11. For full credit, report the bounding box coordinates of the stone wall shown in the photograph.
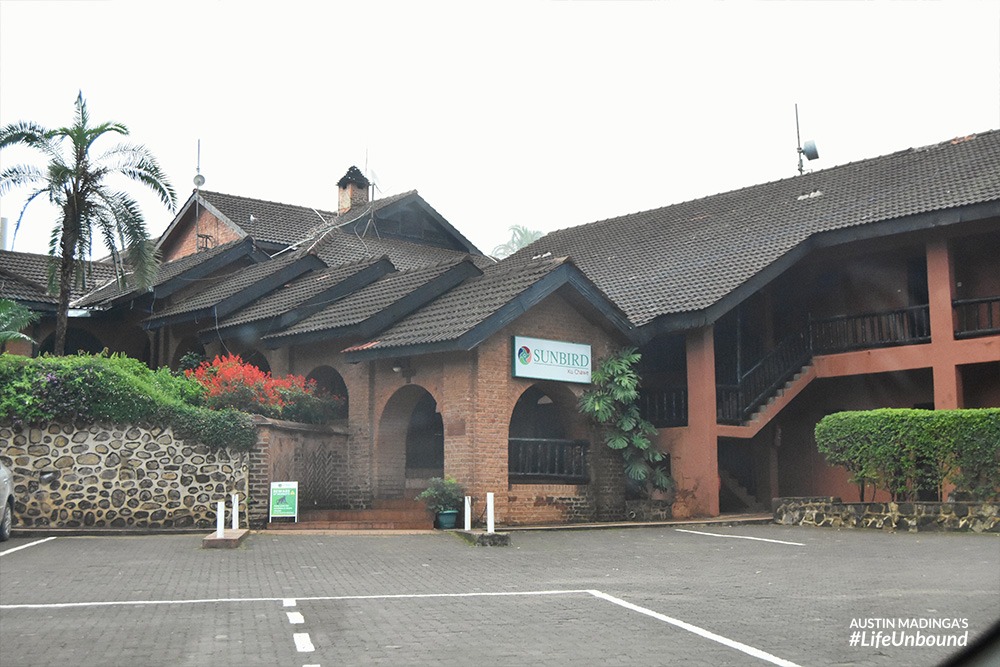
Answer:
[0,423,247,529]
[773,496,1000,533]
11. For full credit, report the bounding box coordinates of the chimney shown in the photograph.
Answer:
[0,217,8,251]
[337,166,371,215]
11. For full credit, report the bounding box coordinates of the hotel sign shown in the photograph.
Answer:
[512,336,592,384]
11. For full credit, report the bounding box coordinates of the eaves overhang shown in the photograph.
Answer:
[198,256,397,345]
[342,263,636,362]
[261,260,482,350]
[143,253,325,331]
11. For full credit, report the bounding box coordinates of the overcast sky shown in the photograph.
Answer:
[1,1,998,259]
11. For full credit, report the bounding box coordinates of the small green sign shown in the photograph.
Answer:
[269,481,298,521]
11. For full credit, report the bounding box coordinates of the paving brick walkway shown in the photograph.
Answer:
[1,524,997,666]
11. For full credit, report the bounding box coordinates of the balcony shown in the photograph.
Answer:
[954,296,1000,339]
[640,298,999,428]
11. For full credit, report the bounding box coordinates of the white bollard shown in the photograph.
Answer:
[216,500,225,538]
[231,493,239,530]
[486,492,495,534]
[464,496,472,531]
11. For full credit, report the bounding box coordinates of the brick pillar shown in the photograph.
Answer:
[669,325,720,517]
[927,239,964,409]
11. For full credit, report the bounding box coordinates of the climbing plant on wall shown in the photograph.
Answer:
[579,347,673,494]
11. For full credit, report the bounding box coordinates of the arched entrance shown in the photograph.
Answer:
[377,385,443,499]
[306,365,349,419]
[508,383,589,483]
[171,337,205,371]
[39,327,104,355]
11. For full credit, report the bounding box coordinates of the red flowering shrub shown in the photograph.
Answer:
[186,354,343,424]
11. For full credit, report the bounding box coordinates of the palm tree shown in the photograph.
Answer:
[0,298,38,353]
[0,92,176,355]
[491,224,544,259]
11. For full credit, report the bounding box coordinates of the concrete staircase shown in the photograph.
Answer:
[267,498,433,531]
[717,364,816,439]
[719,469,764,512]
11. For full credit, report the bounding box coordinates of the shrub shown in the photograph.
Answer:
[186,354,343,424]
[815,408,1000,502]
[416,477,465,513]
[0,352,254,451]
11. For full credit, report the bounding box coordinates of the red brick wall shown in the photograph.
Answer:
[246,417,351,527]
[463,290,626,525]
[162,208,242,262]
[276,291,628,526]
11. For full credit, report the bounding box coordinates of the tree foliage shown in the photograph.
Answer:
[579,347,673,493]
[0,92,176,355]
[0,298,38,351]
[815,408,1000,502]
[491,225,544,259]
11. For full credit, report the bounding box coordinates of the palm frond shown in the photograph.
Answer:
[0,164,45,195]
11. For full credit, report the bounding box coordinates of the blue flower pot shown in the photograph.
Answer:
[436,510,459,529]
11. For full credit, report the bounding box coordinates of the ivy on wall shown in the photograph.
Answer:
[579,347,673,494]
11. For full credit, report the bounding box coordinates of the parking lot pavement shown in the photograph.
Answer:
[1,525,997,666]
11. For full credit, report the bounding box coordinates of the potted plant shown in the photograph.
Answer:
[416,476,465,529]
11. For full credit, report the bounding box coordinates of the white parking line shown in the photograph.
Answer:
[1,588,801,666]
[589,590,801,667]
[0,536,58,557]
[287,611,305,624]
[283,598,297,607]
[293,632,315,652]
[675,529,805,546]
[0,589,592,610]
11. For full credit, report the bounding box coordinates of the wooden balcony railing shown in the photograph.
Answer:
[810,305,931,354]
[508,438,589,483]
[954,296,1000,339]
[637,387,688,428]
[641,298,998,428]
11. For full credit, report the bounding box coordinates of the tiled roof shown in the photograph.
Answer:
[208,257,390,333]
[0,250,117,306]
[74,238,254,307]
[199,189,413,246]
[263,260,472,342]
[145,251,319,322]
[507,130,1000,327]
[342,257,569,352]
[311,228,490,271]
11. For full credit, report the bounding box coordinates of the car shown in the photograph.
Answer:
[0,460,14,541]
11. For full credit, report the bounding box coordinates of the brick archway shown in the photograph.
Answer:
[376,385,443,499]
[507,382,590,484]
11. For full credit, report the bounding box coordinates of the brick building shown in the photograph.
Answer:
[2,131,998,525]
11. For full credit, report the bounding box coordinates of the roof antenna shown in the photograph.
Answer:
[795,104,820,175]
[193,140,205,251]
[194,139,205,191]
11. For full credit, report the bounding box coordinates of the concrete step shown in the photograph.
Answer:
[719,470,764,512]
[271,500,435,531]
[267,518,432,531]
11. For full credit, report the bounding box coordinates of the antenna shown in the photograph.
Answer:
[193,139,206,189]
[795,104,820,175]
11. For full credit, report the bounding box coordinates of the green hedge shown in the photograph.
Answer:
[0,353,256,451]
[815,408,1000,502]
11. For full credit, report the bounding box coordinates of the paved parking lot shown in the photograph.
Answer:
[1,524,997,666]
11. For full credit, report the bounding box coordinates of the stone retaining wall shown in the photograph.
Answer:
[773,496,1000,533]
[0,423,247,529]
